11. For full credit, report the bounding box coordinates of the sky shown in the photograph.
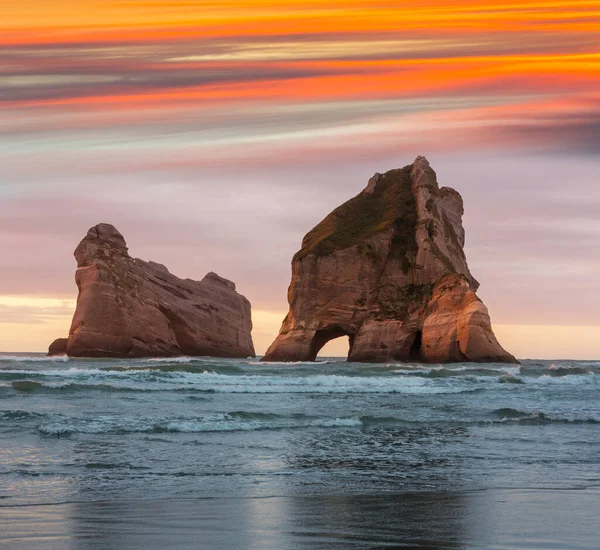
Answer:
[0,1,599,358]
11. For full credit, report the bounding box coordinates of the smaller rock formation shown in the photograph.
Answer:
[49,223,255,358]
[263,156,516,364]
[48,338,68,356]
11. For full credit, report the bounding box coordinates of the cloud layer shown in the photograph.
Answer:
[1,1,598,356]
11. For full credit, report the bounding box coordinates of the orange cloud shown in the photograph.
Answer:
[1,0,599,355]
[2,1,600,44]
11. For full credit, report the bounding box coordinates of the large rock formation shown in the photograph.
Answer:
[263,157,516,363]
[50,224,255,358]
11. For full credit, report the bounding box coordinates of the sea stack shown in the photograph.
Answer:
[49,223,255,358]
[263,156,516,363]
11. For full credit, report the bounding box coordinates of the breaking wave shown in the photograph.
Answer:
[146,357,196,363]
[0,355,68,363]
[38,412,364,435]
[0,410,45,421]
[2,360,597,396]
[3,371,481,395]
[493,407,600,424]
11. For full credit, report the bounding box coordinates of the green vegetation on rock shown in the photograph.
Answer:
[295,166,417,261]
[375,283,433,321]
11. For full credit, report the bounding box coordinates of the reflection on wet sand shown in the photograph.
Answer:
[283,492,466,548]
[3,489,600,549]
[1,492,466,549]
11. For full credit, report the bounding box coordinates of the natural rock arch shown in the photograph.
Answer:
[263,157,516,364]
[309,327,355,361]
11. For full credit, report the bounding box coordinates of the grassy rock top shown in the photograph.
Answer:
[295,165,417,261]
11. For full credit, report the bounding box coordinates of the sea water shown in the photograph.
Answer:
[1,354,599,548]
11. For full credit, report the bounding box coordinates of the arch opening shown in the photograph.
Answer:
[317,336,352,360]
[408,330,423,362]
[310,327,354,361]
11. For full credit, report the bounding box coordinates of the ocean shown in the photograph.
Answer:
[1,354,599,549]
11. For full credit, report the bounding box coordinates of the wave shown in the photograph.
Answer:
[2,367,153,375]
[6,371,479,395]
[526,373,596,386]
[2,360,596,396]
[146,357,195,363]
[102,364,246,375]
[32,405,600,435]
[0,410,45,421]
[153,416,363,433]
[0,364,244,378]
[546,366,592,377]
[498,374,524,384]
[0,355,68,363]
[419,367,515,379]
[37,412,364,435]
[390,363,596,378]
[0,367,130,378]
[247,360,333,365]
[10,381,152,393]
[520,365,595,377]
[497,371,596,386]
[493,407,600,424]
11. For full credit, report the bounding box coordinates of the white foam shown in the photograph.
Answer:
[498,366,522,375]
[246,360,332,365]
[0,355,69,362]
[161,414,261,433]
[37,413,364,435]
[2,367,486,394]
[146,357,195,363]
[305,417,363,427]
[526,373,596,386]
[392,368,431,374]
[497,410,600,424]
[0,367,153,377]
[160,371,473,394]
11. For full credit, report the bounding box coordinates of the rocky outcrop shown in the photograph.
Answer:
[48,338,68,356]
[263,156,516,363]
[50,223,255,358]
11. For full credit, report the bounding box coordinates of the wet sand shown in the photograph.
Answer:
[2,488,599,549]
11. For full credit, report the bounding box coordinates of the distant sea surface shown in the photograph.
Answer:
[1,354,599,549]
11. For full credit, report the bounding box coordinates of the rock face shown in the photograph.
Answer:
[48,338,68,356]
[51,223,255,358]
[263,156,516,363]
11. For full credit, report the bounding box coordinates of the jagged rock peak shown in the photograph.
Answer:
[263,156,516,364]
[49,223,255,359]
[75,223,128,267]
[86,223,127,248]
[203,271,236,291]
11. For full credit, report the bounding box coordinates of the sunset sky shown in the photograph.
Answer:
[1,1,599,358]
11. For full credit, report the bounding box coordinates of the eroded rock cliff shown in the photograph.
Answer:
[48,338,68,356]
[50,223,255,358]
[263,156,516,363]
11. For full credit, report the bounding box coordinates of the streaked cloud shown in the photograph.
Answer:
[493,325,600,361]
[0,0,598,357]
[0,297,75,325]
[0,297,75,352]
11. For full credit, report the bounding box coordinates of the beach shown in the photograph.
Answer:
[1,355,599,548]
[3,490,600,549]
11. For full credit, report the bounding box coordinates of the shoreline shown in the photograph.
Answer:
[2,488,599,549]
